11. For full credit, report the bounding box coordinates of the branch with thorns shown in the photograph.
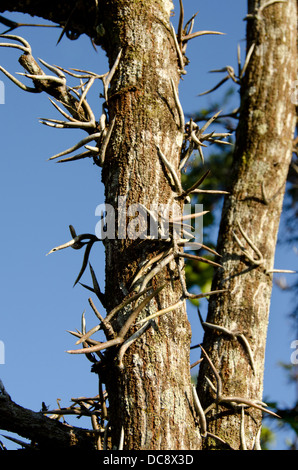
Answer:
[199,43,255,96]
[198,344,280,420]
[233,220,296,275]
[0,34,121,166]
[171,1,224,75]
[197,310,256,374]
[180,111,232,169]
[46,225,99,286]
[66,285,166,357]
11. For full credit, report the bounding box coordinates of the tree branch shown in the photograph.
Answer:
[0,384,97,449]
[0,0,102,45]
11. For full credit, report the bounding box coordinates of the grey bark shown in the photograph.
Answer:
[98,0,199,450]
[198,0,297,450]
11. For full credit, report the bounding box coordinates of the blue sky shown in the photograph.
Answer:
[0,0,296,450]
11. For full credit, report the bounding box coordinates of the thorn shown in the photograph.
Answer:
[118,322,150,369]
[17,72,66,86]
[266,269,296,274]
[47,98,77,122]
[170,78,185,131]
[177,0,184,48]
[0,65,39,93]
[170,23,185,73]
[66,337,123,355]
[233,220,263,266]
[119,284,166,338]
[97,116,116,166]
[239,43,255,79]
[136,299,184,325]
[48,132,102,160]
[103,49,122,101]
[73,240,96,287]
[56,2,78,45]
[181,169,211,198]
[192,384,207,437]
[0,33,31,53]
[183,30,225,42]
[198,75,230,96]
[77,76,95,111]
[156,144,183,194]
[57,150,93,163]
[105,286,153,324]
[38,57,66,79]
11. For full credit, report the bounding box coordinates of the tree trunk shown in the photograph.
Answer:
[198,0,297,450]
[0,0,201,450]
[97,0,199,450]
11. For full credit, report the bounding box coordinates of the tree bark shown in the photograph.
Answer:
[198,0,297,450]
[0,0,200,450]
[97,0,199,450]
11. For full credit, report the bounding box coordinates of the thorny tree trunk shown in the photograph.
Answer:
[97,0,199,450]
[198,0,297,450]
[0,0,200,450]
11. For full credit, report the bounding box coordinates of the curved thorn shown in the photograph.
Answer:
[136,299,184,325]
[156,144,183,194]
[85,145,100,153]
[57,150,93,163]
[103,49,122,101]
[98,116,116,166]
[170,77,185,130]
[105,286,152,323]
[73,241,96,287]
[0,65,39,92]
[170,23,184,72]
[192,385,207,437]
[198,76,230,96]
[0,33,31,53]
[38,57,66,79]
[17,72,66,86]
[48,132,102,160]
[77,76,95,111]
[40,118,95,129]
[199,344,223,399]
[240,43,255,79]
[183,30,225,42]
[119,284,166,338]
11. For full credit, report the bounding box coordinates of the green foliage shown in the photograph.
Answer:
[260,426,276,450]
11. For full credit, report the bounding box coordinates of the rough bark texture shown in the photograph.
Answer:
[0,0,200,450]
[98,0,200,450]
[197,0,297,450]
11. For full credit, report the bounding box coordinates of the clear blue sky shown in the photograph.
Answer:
[0,0,296,450]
